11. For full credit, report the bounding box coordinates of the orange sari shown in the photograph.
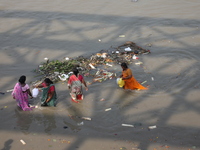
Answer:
[122,68,148,90]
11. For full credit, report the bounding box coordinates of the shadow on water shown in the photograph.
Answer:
[1,139,13,150]
[14,107,33,135]
[0,9,200,150]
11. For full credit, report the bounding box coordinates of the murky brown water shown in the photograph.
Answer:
[0,0,200,150]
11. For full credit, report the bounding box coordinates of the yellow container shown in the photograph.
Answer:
[117,78,125,87]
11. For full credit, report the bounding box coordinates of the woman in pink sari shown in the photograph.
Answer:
[68,68,88,103]
[12,75,34,111]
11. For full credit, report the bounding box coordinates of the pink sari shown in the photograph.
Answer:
[12,83,34,111]
[68,74,83,103]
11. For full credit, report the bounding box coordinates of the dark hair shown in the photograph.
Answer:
[73,68,79,76]
[121,62,128,69]
[44,78,53,84]
[18,75,26,84]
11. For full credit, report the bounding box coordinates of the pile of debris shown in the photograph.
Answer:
[33,41,150,83]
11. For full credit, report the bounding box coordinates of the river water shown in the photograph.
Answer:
[0,0,200,150]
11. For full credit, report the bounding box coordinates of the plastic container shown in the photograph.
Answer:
[117,78,125,87]
[32,88,39,98]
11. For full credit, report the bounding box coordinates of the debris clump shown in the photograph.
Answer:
[34,41,150,83]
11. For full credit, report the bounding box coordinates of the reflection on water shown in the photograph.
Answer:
[35,108,57,135]
[63,102,85,132]
[14,107,33,135]
[15,106,57,135]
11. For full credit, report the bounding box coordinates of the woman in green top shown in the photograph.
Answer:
[36,78,57,106]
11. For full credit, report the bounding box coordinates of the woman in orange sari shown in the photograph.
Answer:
[120,62,148,90]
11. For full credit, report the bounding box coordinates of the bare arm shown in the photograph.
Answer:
[82,79,88,91]
[27,89,33,99]
[35,83,44,88]
[46,91,54,103]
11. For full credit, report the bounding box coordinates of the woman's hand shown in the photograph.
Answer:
[85,87,88,91]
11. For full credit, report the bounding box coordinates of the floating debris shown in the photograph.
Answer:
[135,61,143,65]
[81,117,92,121]
[125,47,132,51]
[105,108,112,111]
[6,89,13,92]
[100,98,105,101]
[58,74,69,81]
[132,55,139,59]
[148,125,157,129]
[20,139,26,145]
[119,35,125,37]
[141,81,147,84]
[77,122,84,126]
[33,41,151,83]
[122,124,134,127]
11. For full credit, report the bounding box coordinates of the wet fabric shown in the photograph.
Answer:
[122,68,148,90]
[12,82,34,111]
[41,84,57,106]
[68,74,83,102]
